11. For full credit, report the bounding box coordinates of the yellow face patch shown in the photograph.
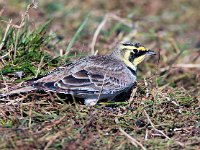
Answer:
[133,55,146,66]
[138,46,147,51]
[117,42,151,69]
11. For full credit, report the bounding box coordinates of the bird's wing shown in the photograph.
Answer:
[32,56,136,95]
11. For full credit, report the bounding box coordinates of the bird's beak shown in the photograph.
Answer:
[146,50,156,55]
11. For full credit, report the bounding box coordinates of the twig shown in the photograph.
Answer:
[109,14,132,27]
[90,14,108,55]
[28,101,34,128]
[172,64,200,68]
[0,72,9,93]
[144,78,149,98]
[144,110,170,139]
[143,110,185,147]
[90,13,134,55]
[35,56,44,78]
[13,0,37,59]
[0,19,12,51]
[115,118,147,150]
[192,49,200,62]
[128,87,137,105]
[5,97,24,105]
[145,129,148,140]
[0,50,12,66]
[42,115,66,131]
[119,128,147,150]
[0,51,10,59]
[42,124,73,150]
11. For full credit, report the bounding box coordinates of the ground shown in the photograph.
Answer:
[0,0,199,149]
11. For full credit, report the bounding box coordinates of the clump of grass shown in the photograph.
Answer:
[0,2,63,84]
[0,20,54,78]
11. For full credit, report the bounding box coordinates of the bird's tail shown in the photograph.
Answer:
[0,86,36,98]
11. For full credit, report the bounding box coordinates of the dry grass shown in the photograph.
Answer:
[0,0,200,149]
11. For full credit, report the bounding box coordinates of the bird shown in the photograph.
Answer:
[0,42,156,106]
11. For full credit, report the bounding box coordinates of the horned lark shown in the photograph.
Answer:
[0,42,156,106]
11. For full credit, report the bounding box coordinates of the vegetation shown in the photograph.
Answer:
[0,0,199,149]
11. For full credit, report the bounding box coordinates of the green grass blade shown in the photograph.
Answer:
[63,15,89,61]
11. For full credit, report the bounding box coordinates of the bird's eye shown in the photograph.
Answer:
[133,49,138,53]
[129,52,135,62]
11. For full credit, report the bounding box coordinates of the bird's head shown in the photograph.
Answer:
[112,42,156,70]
